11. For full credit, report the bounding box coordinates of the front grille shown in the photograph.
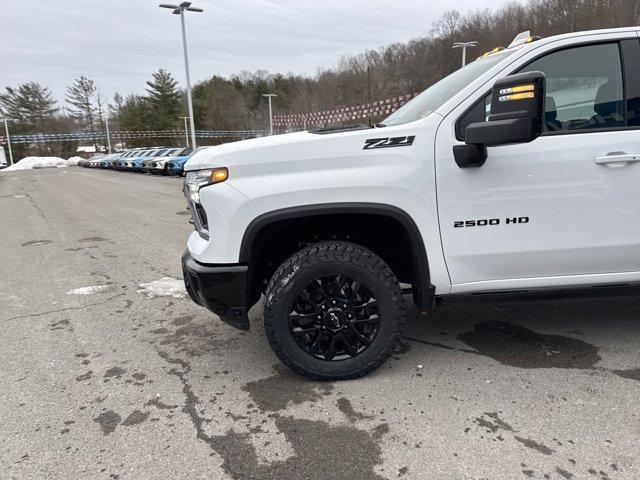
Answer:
[186,200,209,240]
[183,181,209,240]
[195,204,208,230]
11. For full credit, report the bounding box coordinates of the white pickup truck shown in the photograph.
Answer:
[181,27,640,380]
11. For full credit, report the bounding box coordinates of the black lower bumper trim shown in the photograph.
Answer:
[181,250,250,330]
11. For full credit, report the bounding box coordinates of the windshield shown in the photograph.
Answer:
[383,49,516,127]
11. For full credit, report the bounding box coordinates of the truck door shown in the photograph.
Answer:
[435,39,640,289]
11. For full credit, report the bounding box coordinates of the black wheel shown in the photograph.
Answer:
[264,241,406,380]
[164,164,170,175]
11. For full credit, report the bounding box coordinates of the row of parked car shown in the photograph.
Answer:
[78,146,196,176]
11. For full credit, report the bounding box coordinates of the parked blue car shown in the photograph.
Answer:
[165,147,202,176]
[119,149,155,171]
[99,153,120,168]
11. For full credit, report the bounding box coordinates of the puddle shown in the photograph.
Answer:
[337,397,374,423]
[457,321,600,369]
[210,416,388,480]
[93,410,122,435]
[121,410,150,427]
[613,368,640,382]
[242,367,333,413]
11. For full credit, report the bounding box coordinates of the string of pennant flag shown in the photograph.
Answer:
[0,93,420,145]
[272,92,420,128]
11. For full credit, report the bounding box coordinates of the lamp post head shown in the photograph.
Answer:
[452,41,478,49]
[159,2,203,13]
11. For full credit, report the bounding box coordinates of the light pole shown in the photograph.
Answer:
[2,118,14,165]
[453,41,477,67]
[262,93,277,135]
[159,2,203,149]
[180,116,190,147]
[105,116,112,153]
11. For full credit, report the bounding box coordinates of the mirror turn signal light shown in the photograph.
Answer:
[499,92,535,102]
[498,84,535,102]
[499,84,535,95]
[212,167,229,184]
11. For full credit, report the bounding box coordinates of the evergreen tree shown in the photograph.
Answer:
[145,69,182,130]
[113,94,152,147]
[0,82,60,157]
[0,82,58,132]
[66,76,98,148]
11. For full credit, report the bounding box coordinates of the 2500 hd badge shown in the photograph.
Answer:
[454,217,530,228]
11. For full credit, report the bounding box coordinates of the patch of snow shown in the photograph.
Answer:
[3,156,80,172]
[66,284,115,295]
[137,276,186,299]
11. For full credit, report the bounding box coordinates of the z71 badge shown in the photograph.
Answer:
[363,136,415,150]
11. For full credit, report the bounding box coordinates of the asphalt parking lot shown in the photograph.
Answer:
[2,167,640,480]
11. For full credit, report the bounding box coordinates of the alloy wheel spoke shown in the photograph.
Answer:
[289,311,318,327]
[349,324,372,346]
[292,326,322,336]
[350,314,380,324]
[299,288,317,308]
[324,335,338,360]
[308,334,323,355]
[339,335,358,356]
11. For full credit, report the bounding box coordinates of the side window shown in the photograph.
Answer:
[457,93,491,140]
[521,43,624,132]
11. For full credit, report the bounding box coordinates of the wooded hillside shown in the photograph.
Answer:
[2,0,638,155]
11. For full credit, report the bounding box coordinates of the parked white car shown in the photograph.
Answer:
[181,26,640,379]
[150,147,191,174]
[0,147,7,169]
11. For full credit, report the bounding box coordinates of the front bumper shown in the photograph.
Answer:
[181,250,250,330]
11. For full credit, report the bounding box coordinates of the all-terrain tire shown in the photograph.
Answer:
[264,240,406,380]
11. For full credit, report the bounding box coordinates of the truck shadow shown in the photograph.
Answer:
[404,291,640,375]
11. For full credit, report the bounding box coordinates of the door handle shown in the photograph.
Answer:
[595,153,640,168]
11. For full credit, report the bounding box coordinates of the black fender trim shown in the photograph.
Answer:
[239,203,434,312]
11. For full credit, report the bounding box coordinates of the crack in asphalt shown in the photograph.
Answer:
[0,293,126,323]
[156,350,209,444]
[156,349,390,480]
[405,336,479,354]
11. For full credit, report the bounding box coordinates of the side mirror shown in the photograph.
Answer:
[455,71,546,168]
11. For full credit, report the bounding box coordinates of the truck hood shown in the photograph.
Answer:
[184,129,378,171]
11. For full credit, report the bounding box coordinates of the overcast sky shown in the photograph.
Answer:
[0,0,516,105]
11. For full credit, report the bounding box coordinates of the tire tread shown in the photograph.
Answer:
[263,240,406,380]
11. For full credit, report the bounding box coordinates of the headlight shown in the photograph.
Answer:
[184,167,228,203]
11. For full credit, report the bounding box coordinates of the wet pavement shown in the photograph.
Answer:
[1,167,639,479]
